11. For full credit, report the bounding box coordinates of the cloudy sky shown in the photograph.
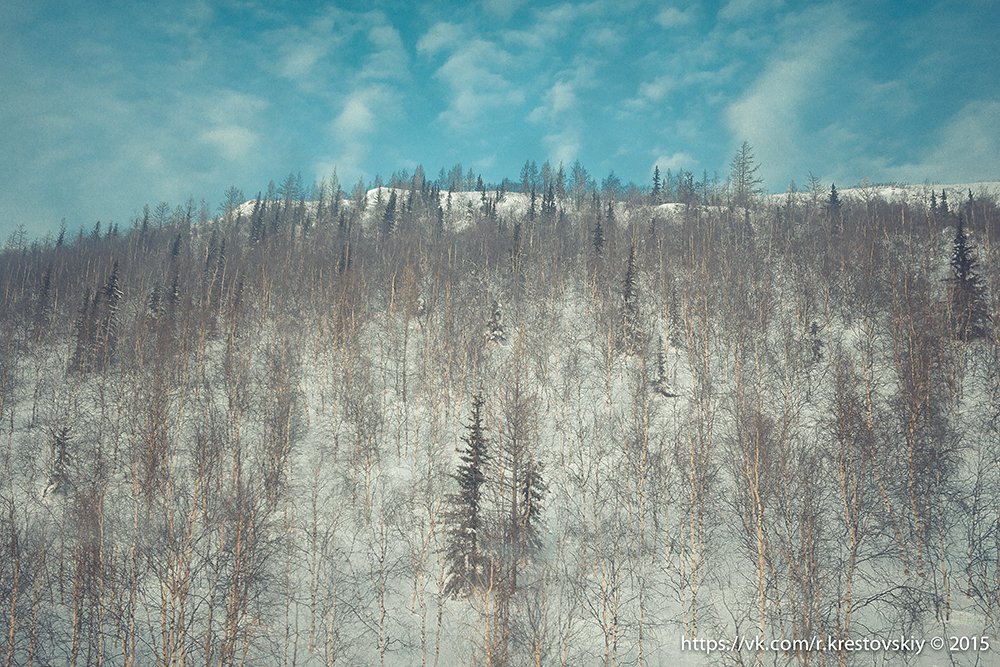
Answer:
[2,0,998,239]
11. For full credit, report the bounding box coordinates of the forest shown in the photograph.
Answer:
[0,151,998,666]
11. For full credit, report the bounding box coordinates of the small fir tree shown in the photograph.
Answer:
[487,300,506,343]
[45,427,73,496]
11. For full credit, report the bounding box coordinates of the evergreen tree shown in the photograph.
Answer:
[827,183,843,232]
[592,216,605,256]
[949,215,990,340]
[555,162,566,201]
[96,261,123,369]
[519,456,546,556]
[249,194,265,243]
[445,394,491,597]
[382,190,397,236]
[45,427,73,496]
[940,189,949,217]
[33,265,52,341]
[618,242,643,353]
[487,300,506,343]
[653,335,679,397]
[541,185,557,218]
[69,287,95,373]
[652,165,661,203]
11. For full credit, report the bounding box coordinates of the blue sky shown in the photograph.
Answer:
[2,0,998,239]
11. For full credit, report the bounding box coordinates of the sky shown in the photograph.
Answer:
[2,0,999,240]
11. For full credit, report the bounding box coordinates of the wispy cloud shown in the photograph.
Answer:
[725,7,861,186]
[718,0,784,23]
[482,0,523,21]
[268,9,342,83]
[529,81,577,122]
[361,23,409,81]
[327,85,397,179]
[416,22,462,55]
[882,101,1000,183]
[543,128,581,166]
[426,37,523,130]
[652,151,698,172]
[1,0,997,240]
[655,6,696,28]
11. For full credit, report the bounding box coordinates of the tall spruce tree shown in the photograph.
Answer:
[96,261,123,369]
[592,216,605,256]
[382,190,397,237]
[618,242,643,353]
[445,394,491,597]
[949,215,989,340]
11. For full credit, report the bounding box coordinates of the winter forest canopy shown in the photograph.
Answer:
[1,148,1000,666]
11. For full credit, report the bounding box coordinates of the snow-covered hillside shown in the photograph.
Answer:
[1,182,998,666]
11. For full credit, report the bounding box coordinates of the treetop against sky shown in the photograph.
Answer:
[2,0,998,238]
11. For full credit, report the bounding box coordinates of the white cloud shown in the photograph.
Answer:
[725,9,860,185]
[501,4,585,50]
[652,152,697,171]
[586,26,622,48]
[543,128,581,166]
[638,75,675,102]
[483,0,523,20]
[270,10,341,81]
[529,80,577,122]
[719,0,783,22]
[199,125,258,162]
[362,24,408,80]
[334,95,377,136]
[278,42,327,79]
[431,39,523,129]
[417,22,462,55]
[329,86,395,176]
[883,101,1000,183]
[655,6,695,28]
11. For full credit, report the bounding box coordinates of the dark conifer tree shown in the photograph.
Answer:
[45,427,73,496]
[95,261,123,369]
[827,183,842,231]
[652,165,661,203]
[249,194,265,244]
[592,216,605,256]
[618,242,642,353]
[445,394,491,597]
[519,457,546,556]
[949,215,990,340]
[541,185,557,217]
[33,265,52,341]
[653,335,678,397]
[382,190,397,237]
[69,288,95,373]
[487,300,506,343]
